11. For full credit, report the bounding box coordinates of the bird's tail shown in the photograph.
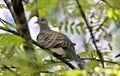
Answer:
[63,47,85,70]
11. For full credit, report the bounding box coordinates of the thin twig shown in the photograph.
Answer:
[0,18,14,26]
[34,71,53,76]
[2,64,19,76]
[3,0,17,24]
[96,17,108,31]
[39,71,53,74]
[1,64,52,76]
[80,58,120,65]
[100,0,115,9]
[75,0,104,68]
[115,54,120,58]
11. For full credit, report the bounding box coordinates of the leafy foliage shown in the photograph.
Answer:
[0,0,120,76]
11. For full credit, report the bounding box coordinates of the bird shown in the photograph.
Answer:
[35,17,85,70]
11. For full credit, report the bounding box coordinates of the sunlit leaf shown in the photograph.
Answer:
[0,34,25,47]
[87,60,100,70]
[107,9,114,18]
[107,9,119,20]
[106,0,120,9]
[115,9,120,15]
[64,70,87,76]
[37,0,59,17]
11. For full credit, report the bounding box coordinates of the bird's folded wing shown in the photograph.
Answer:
[37,33,76,48]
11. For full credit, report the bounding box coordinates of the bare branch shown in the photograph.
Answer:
[75,0,104,68]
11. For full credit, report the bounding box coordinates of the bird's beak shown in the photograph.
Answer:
[34,21,38,24]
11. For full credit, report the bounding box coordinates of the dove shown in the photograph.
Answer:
[35,18,85,69]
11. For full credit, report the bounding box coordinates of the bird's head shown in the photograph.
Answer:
[35,18,48,26]
[35,17,50,31]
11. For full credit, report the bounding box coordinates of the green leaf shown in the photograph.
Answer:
[70,22,75,26]
[64,70,87,76]
[106,0,120,9]
[87,60,100,70]
[107,9,119,20]
[0,34,25,58]
[64,21,69,32]
[76,22,84,27]
[70,26,74,34]
[59,25,62,31]
[107,8,113,18]
[58,22,63,30]
[64,25,68,32]
[78,52,88,57]
[76,22,86,34]
[70,22,75,34]
[114,9,120,15]
[65,20,68,26]
[75,22,84,34]
[37,0,59,17]
[49,18,57,26]
[0,34,25,46]
[75,26,80,34]
[0,4,6,8]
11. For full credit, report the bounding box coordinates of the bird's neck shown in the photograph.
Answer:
[40,24,51,32]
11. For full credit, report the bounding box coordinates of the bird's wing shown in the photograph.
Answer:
[37,31,76,48]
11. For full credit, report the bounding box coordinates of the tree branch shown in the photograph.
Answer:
[75,0,104,68]
[4,0,37,62]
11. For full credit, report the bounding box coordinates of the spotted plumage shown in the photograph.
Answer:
[37,30,76,48]
[35,18,85,69]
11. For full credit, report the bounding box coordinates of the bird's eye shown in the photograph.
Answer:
[41,18,44,21]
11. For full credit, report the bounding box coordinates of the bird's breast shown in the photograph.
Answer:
[49,48,66,57]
